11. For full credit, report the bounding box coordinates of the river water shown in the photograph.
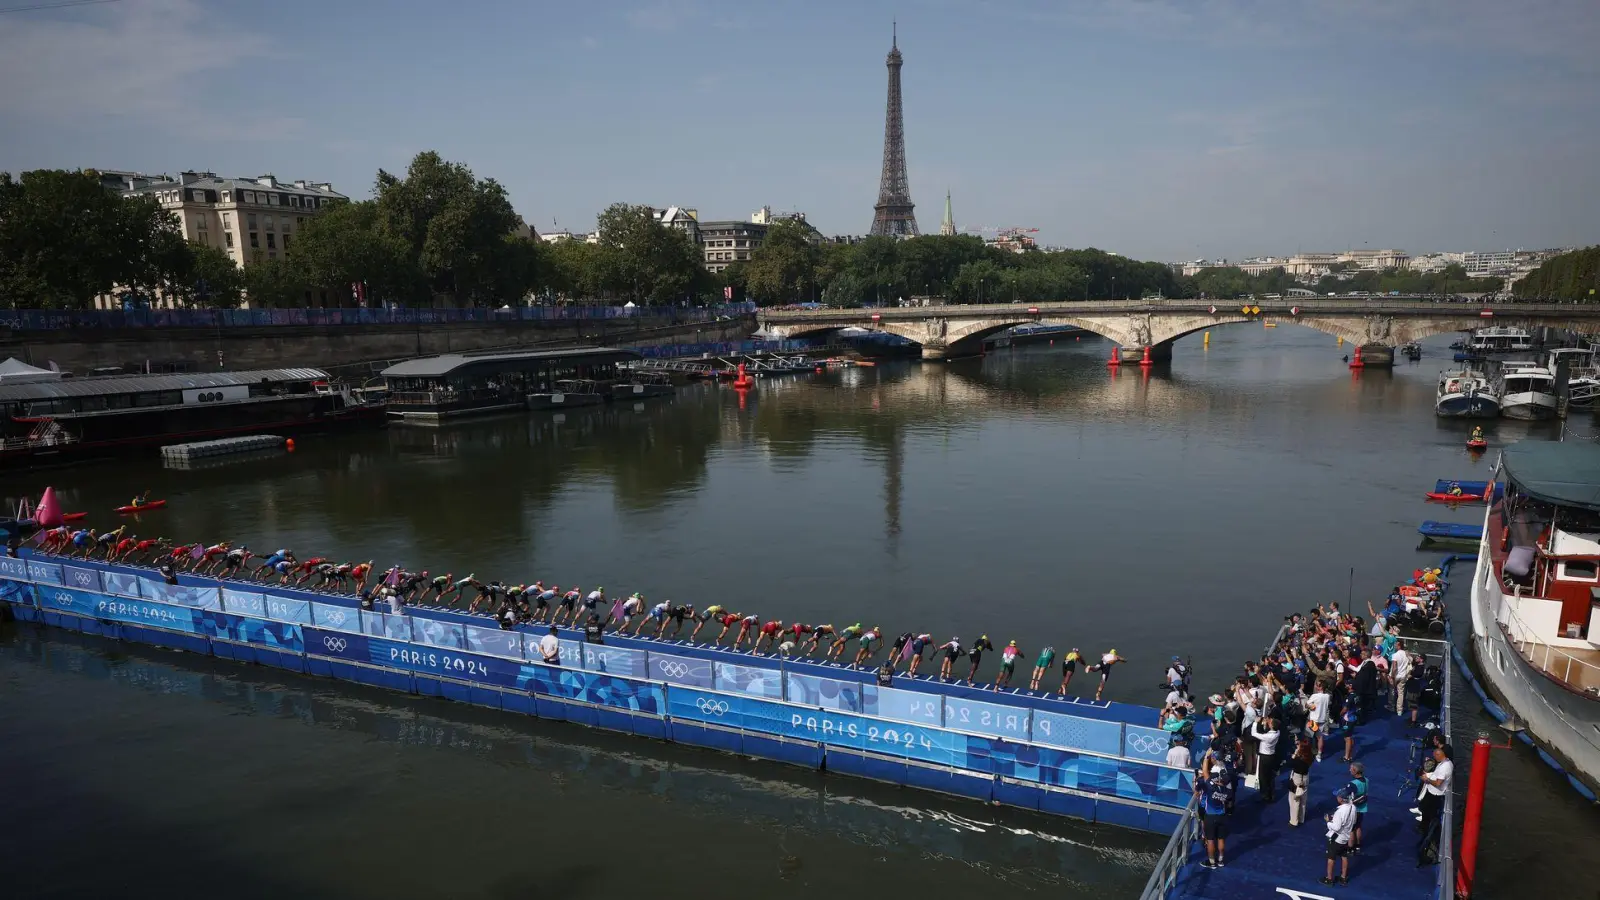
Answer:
[2,325,1595,898]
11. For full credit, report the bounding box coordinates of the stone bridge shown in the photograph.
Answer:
[757,298,1600,364]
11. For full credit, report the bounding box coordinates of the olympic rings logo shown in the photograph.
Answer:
[657,661,691,678]
[326,610,347,626]
[53,591,73,607]
[322,636,348,653]
[696,698,730,716]
[1126,733,1164,755]
[69,572,94,587]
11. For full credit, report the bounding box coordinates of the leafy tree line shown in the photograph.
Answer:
[735,223,1185,307]
[0,154,713,310]
[1512,247,1600,301]
[1187,263,1503,300]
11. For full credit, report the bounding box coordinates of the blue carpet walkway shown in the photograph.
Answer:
[1169,706,1444,900]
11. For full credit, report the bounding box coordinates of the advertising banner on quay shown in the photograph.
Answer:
[36,587,203,634]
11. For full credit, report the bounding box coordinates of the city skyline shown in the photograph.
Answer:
[0,0,1596,261]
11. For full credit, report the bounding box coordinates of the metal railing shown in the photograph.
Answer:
[1496,595,1600,693]
[1138,793,1201,900]
[758,298,1600,321]
[0,303,757,331]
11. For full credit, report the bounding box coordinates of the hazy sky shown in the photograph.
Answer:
[1,0,1596,261]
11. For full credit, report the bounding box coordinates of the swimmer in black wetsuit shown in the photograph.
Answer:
[660,603,695,639]
[967,635,994,686]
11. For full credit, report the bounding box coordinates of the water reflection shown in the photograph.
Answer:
[0,626,1161,897]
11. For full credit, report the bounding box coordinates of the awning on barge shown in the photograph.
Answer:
[1502,441,1600,513]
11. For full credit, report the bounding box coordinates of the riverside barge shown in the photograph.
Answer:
[0,368,382,465]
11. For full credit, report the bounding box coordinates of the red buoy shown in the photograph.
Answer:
[1139,346,1153,367]
[1349,346,1365,369]
[1108,346,1122,367]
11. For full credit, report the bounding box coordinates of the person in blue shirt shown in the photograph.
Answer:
[1196,765,1231,869]
[1339,693,1360,762]
[1344,762,1369,853]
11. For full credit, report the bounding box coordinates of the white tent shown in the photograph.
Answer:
[0,358,62,384]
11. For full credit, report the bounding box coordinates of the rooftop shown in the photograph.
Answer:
[0,368,328,403]
[1501,441,1600,513]
[125,172,345,200]
[381,347,640,379]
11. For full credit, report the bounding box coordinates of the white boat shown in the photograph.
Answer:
[1494,362,1558,420]
[1435,369,1501,418]
[1471,442,1600,795]
[1470,326,1535,354]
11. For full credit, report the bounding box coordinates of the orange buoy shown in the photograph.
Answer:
[1139,346,1153,367]
[1108,346,1122,367]
[285,438,296,451]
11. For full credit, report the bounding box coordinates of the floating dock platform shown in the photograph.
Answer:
[0,550,1197,836]
[1419,520,1484,545]
[160,435,285,463]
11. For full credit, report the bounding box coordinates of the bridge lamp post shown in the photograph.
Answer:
[1111,275,1117,301]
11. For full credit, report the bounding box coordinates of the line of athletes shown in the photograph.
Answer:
[34,534,1132,696]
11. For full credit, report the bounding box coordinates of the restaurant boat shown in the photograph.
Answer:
[0,368,383,465]
[1471,441,1600,794]
[382,347,639,422]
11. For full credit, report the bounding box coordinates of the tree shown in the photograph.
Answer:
[373,151,538,306]
[1513,248,1599,301]
[744,219,819,305]
[181,243,245,308]
[593,203,700,305]
[821,270,868,307]
[0,169,181,309]
[292,199,425,306]
[244,256,310,308]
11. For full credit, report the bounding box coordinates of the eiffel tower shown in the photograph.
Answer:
[870,24,919,237]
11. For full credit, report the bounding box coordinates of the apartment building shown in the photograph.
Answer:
[122,171,347,266]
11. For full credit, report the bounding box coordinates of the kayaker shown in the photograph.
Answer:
[130,490,151,509]
[1447,481,1464,496]
[1470,426,1484,442]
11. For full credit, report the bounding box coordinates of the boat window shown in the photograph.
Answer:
[105,394,131,409]
[1559,560,1599,582]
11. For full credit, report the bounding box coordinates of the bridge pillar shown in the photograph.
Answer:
[921,342,950,361]
[1357,343,1394,367]
[1118,344,1173,363]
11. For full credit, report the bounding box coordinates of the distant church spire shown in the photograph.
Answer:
[940,189,955,236]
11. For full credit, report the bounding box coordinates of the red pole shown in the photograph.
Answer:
[1456,734,1493,898]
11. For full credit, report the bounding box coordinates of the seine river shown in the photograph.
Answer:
[2,325,1594,898]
